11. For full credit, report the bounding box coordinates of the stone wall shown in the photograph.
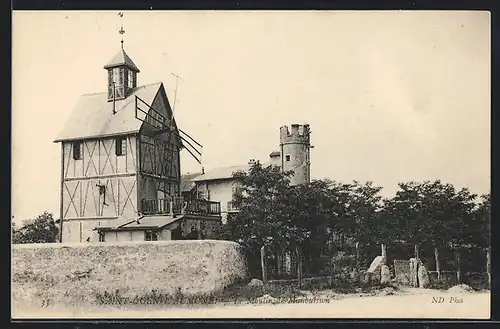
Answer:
[12,240,247,308]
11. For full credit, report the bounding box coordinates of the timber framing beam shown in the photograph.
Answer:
[64,172,136,181]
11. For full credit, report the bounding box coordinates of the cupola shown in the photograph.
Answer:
[104,48,140,101]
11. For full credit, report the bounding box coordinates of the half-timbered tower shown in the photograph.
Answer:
[55,46,220,243]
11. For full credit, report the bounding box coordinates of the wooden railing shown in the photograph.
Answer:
[141,197,221,217]
[185,199,221,216]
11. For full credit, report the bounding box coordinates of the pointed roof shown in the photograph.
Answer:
[103,48,140,72]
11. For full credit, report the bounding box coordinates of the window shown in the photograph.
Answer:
[98,232,105,242]
[232,186,243,196]
[73,141,82,160]
[119,67,124,85]
[145,230,158,241]
[115,137,126,156]
[113,67,119,84]
[285,155,291,162]
[128,70,134,88]
[197,190,206,200]
[107,70,113,99]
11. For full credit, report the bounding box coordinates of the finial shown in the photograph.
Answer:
[118,12,125,49]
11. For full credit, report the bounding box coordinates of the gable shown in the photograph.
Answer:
[139,84,183,147]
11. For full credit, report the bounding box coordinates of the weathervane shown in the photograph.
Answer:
[118,12,125,49]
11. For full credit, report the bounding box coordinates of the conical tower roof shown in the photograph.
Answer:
[103,48,140,72]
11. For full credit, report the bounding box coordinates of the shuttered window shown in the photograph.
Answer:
[73,141,82,160]
[115,137,127,156]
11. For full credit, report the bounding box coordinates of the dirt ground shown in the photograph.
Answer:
[12,288,490,319]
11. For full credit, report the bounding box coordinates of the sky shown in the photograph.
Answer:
[12,11,490,223]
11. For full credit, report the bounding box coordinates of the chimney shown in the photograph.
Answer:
[201,166,205,174]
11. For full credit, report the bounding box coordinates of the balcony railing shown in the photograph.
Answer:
[227,201,240,213]
[141,197,221,217]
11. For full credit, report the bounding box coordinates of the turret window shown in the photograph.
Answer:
[113,68,119,84]
[285,155,291,162]
[119,67,124,85]
[128,70,134,88]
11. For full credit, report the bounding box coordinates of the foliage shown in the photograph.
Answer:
[379,181,479,248]
[12,212,59,244]
[471,193,491,250]
[217,163,386,271]
[223,163,293,254]
[215,163,490,277]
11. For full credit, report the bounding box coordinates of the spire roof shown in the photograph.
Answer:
[103,48,140,72]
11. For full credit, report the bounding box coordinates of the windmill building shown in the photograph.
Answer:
[54,42,222,243]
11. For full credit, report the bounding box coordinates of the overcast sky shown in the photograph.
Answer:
[12,11,490,222]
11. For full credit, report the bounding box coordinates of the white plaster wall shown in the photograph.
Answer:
[196,179,240,224]
[131,231,144,241]
[162,229,172,240]
[116,231,131,242]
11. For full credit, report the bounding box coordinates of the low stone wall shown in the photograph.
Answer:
[12,240,247,308]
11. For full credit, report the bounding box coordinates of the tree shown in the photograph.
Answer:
[12,212,59,244]
[471,193,490,250]
[379,180,478,257]
[345,181,384,247]
[217,162,385,275]
[225,162,293,254]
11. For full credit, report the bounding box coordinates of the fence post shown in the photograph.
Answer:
[486,250,491,289]
[355,242,360,266]
[260,245,267,285]
[455,247,461,284]
[276,252,283,277]
[434,247,441,282]
[297,246,303,288]
[414,244,420,287]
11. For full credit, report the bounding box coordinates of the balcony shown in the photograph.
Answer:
[141,197,221,217]
[227,201,240,213]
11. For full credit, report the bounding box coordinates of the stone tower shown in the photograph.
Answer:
[279,124,311,186]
